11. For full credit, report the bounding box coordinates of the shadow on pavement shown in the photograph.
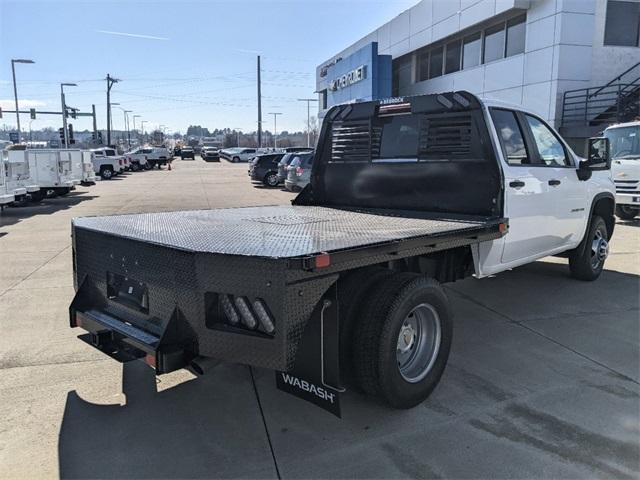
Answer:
[58,362,277,479]
[0,191,97,229]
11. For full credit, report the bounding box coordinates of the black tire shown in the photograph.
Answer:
[338,267,394,388]
[131,162,140,172]
[353,273,452,409]
[29,190,44,202]
[263,172,279,187]
[232,156,240,163]
[615,205,638,221]
[569,215,609,281]
[100,167,113,180]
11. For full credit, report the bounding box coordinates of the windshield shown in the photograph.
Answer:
[604,126,640,160]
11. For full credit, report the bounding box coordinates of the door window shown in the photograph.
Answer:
[490,109,530,165]
[524,115,570,167]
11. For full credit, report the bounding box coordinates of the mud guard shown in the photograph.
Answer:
[275,284,344,417]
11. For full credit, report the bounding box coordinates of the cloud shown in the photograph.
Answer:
[96,30,169,41]
[0,99,47,109]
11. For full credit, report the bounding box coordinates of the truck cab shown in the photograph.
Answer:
[604,121,640,220]
[476,99,615,276]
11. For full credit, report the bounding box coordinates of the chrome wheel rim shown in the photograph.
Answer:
[396,303,442,383]
[591,229,609,270]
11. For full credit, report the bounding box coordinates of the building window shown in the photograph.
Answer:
[484,23,505,63]
[392,55,413,96]
[418,48,430,81]
[429,46,444,78]
[445,40,462,74]
[604,0,640,47]
[506,14,526,56]
[463,33,482,68]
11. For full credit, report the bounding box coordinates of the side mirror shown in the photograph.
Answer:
[581,137,611,171]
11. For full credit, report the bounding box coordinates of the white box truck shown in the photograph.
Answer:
[2,147,40,201]
[605,120,640,220]
[81,151,98,185]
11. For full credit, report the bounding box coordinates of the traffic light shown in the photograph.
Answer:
[30,108,36,120]
[68,124,75,144]
[71,109,77,119]
[97,131,103,143]
[59,128,65,143]
[0,107,3,119]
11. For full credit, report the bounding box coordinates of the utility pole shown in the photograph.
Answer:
[92,104,98,141]
[133,114,140,144]
[140,120,147,144]
[61,83,77,148]
[106,74,119,146]
[257,55,262,148]
[11,59,35,142]
[268,112,282,149]
[124,110,131,148]
[298,98,318,148]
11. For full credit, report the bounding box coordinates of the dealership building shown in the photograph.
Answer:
[316,0,639,151]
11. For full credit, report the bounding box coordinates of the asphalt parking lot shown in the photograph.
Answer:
[1,157,638,479]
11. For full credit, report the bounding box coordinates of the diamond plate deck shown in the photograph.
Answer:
[73,205,494,259]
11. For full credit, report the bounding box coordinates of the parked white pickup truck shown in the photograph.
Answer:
[70,92,615,414]
[90,147,124,180]
[124,148,151,171]
[605,120,640,220]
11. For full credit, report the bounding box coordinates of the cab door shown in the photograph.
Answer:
[520,113,587,246]
[490,108,561,264]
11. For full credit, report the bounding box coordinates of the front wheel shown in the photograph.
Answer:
[232,156,240,163]
[131,162,140,172]
[615,205,638,221]
[569,215,609,281]
[353,273,452,409]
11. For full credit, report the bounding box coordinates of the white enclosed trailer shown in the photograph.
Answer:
[26,149,75,200]
[2,148,40,200]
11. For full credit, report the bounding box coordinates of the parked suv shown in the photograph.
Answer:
[284,152,314,191]
[249,153,285,187]
[201,147,220,162]
[277,152,309,184]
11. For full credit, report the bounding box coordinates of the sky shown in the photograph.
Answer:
[0,0,416,134]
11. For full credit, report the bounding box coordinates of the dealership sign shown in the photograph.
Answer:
[329,65,366,91]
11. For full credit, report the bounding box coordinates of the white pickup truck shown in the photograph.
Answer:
[605,120,640,220]
[90,148,124,180]
[70,92,615,414]
[124,148,151,171]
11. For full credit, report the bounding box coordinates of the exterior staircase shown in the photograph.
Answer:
[561,62,640,139]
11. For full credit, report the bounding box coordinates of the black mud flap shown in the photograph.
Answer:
[275,284,344,417]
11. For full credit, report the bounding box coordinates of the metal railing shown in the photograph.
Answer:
[561,81,639,127]
[561,62,640,128]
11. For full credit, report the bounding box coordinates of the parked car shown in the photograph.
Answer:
[229,148,257,163]
[91,147,124,180]
[125,148,151,171]
[173,146,181,157]
[180,147,195,160]
[284,152,314,191]
[201,147,220,162]
[69,91,615,415]
[249,153,285,187]
[605,120,640,220]
[277,152,311,184]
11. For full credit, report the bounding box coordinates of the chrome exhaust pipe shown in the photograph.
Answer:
[189,356,220,376]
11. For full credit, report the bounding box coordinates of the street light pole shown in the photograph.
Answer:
[267,112,282,149]
[106,74,120,146]
[297,98,318,148]
[140,120,147,144]
[11,59,35,142]
[133,115,140,144]
[124,110,132,148]
[61,83,77,148]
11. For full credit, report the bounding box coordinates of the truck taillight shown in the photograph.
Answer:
[296,166,304,176]
[119,159,123,165]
